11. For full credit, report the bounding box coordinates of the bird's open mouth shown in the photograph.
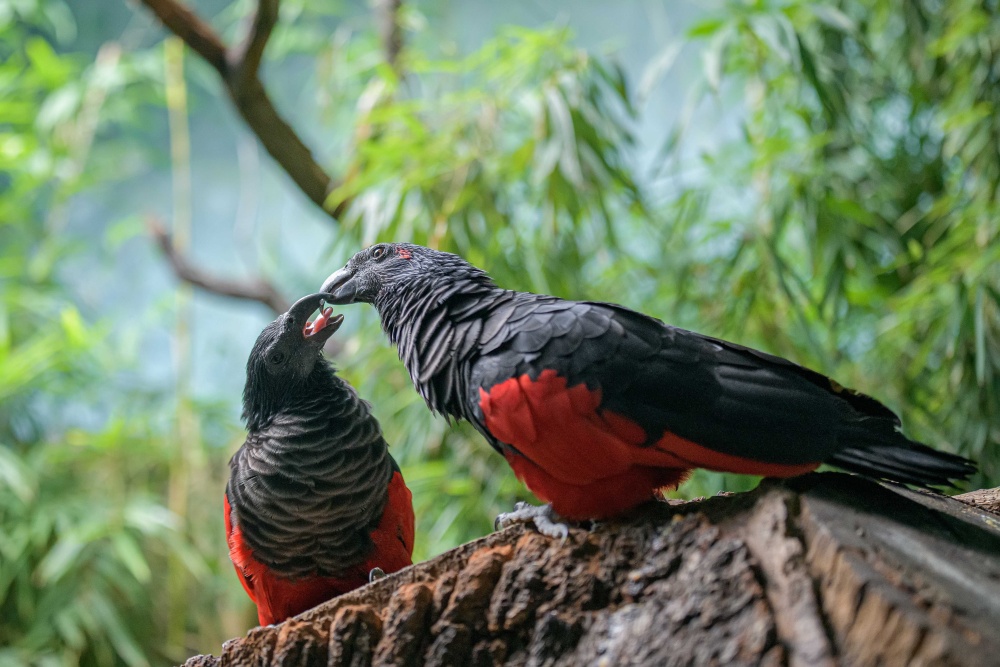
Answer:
[303,306,342,339]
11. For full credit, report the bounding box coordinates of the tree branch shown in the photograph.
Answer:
[136,0,344,217]
[227,0,278,97]
[148,217,289,313]
[955,486,1000,514]
[149,218,345,356]
[183,474,1000,667]
[135,0,405,319]
[137,0,227,74]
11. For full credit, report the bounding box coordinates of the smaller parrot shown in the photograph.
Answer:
[320,243,975,535]
[226,292,415,625]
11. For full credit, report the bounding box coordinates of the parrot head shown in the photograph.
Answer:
[319,243,495,306]
[242,292,343,428]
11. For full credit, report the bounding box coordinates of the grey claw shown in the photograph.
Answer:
[494,502,571,540]
[533,512,570,541]
[368,567,386,583]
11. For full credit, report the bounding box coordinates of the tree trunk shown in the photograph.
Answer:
[184,473,1000,666]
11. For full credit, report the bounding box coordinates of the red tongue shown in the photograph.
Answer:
[304,306,334,337]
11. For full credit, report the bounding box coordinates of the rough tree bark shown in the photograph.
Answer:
[183,473,1000,667]
[955,487,1000,514]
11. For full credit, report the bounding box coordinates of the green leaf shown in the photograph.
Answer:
[124,502,178,533]
[638,42,682,104]
[0,447,36,503]
[929,11,989,56]
[86,592,150,667]
[544,86,583,187]
[36,537,85,585]
[810,6,857,34]
[35,85,81,132]
[975,287,986,386]
[25,38,74,86]
[941,102,992,132]
[687,17,726,39]
[111,534,151,583]
[701,28,730,92]
[59,307,87,348]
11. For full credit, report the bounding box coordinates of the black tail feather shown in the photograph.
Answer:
[829,424,976,489]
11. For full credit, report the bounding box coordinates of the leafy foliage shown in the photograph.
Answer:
[0,4,247,665]
[654,0,999,488]
[2,0,998,665]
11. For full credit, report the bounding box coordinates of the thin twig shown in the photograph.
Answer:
[148,217,289,313]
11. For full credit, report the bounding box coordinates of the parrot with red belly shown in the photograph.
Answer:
[319,243,975,535]
[226,292,415,625]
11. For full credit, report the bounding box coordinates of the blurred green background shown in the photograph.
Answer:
[1,0,998,663]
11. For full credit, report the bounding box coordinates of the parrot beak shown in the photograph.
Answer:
[286,292,344,344]
[320,267,359,305]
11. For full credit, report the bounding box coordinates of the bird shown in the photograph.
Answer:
[319,243,975,536]
[225,292,415,625]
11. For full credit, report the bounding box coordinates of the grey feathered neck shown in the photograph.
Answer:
[374,267,504,418]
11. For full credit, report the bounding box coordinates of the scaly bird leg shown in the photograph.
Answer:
[494,501,570,540]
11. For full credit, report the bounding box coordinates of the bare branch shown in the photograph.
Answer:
[149,217,345,356]
[148,217,289,313]
[136,0,345,217]
[230,77,346,216]
[137,0,227,74]
[373,0,403,72]
[228,0,279,98]
[135,0,364,354]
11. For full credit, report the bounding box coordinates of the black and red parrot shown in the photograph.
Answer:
[320,243,975,532]
[226,293,415,625]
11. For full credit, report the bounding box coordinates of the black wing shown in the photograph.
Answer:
[469,295,973,484]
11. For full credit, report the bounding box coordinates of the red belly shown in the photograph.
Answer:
[480,369,818,520]
[225,470,415,625]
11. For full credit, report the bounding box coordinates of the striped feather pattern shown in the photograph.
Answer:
[227,365,393,579]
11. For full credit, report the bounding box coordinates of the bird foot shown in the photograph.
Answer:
[494,502,570,540]
[368,567,387,583]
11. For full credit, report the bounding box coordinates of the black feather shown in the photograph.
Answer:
[228,314,396,579]
[455,317,483,360]
[418,326,456,383]
[544,321,588,359]
[511,326,557,353]
[357,244,975,489]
